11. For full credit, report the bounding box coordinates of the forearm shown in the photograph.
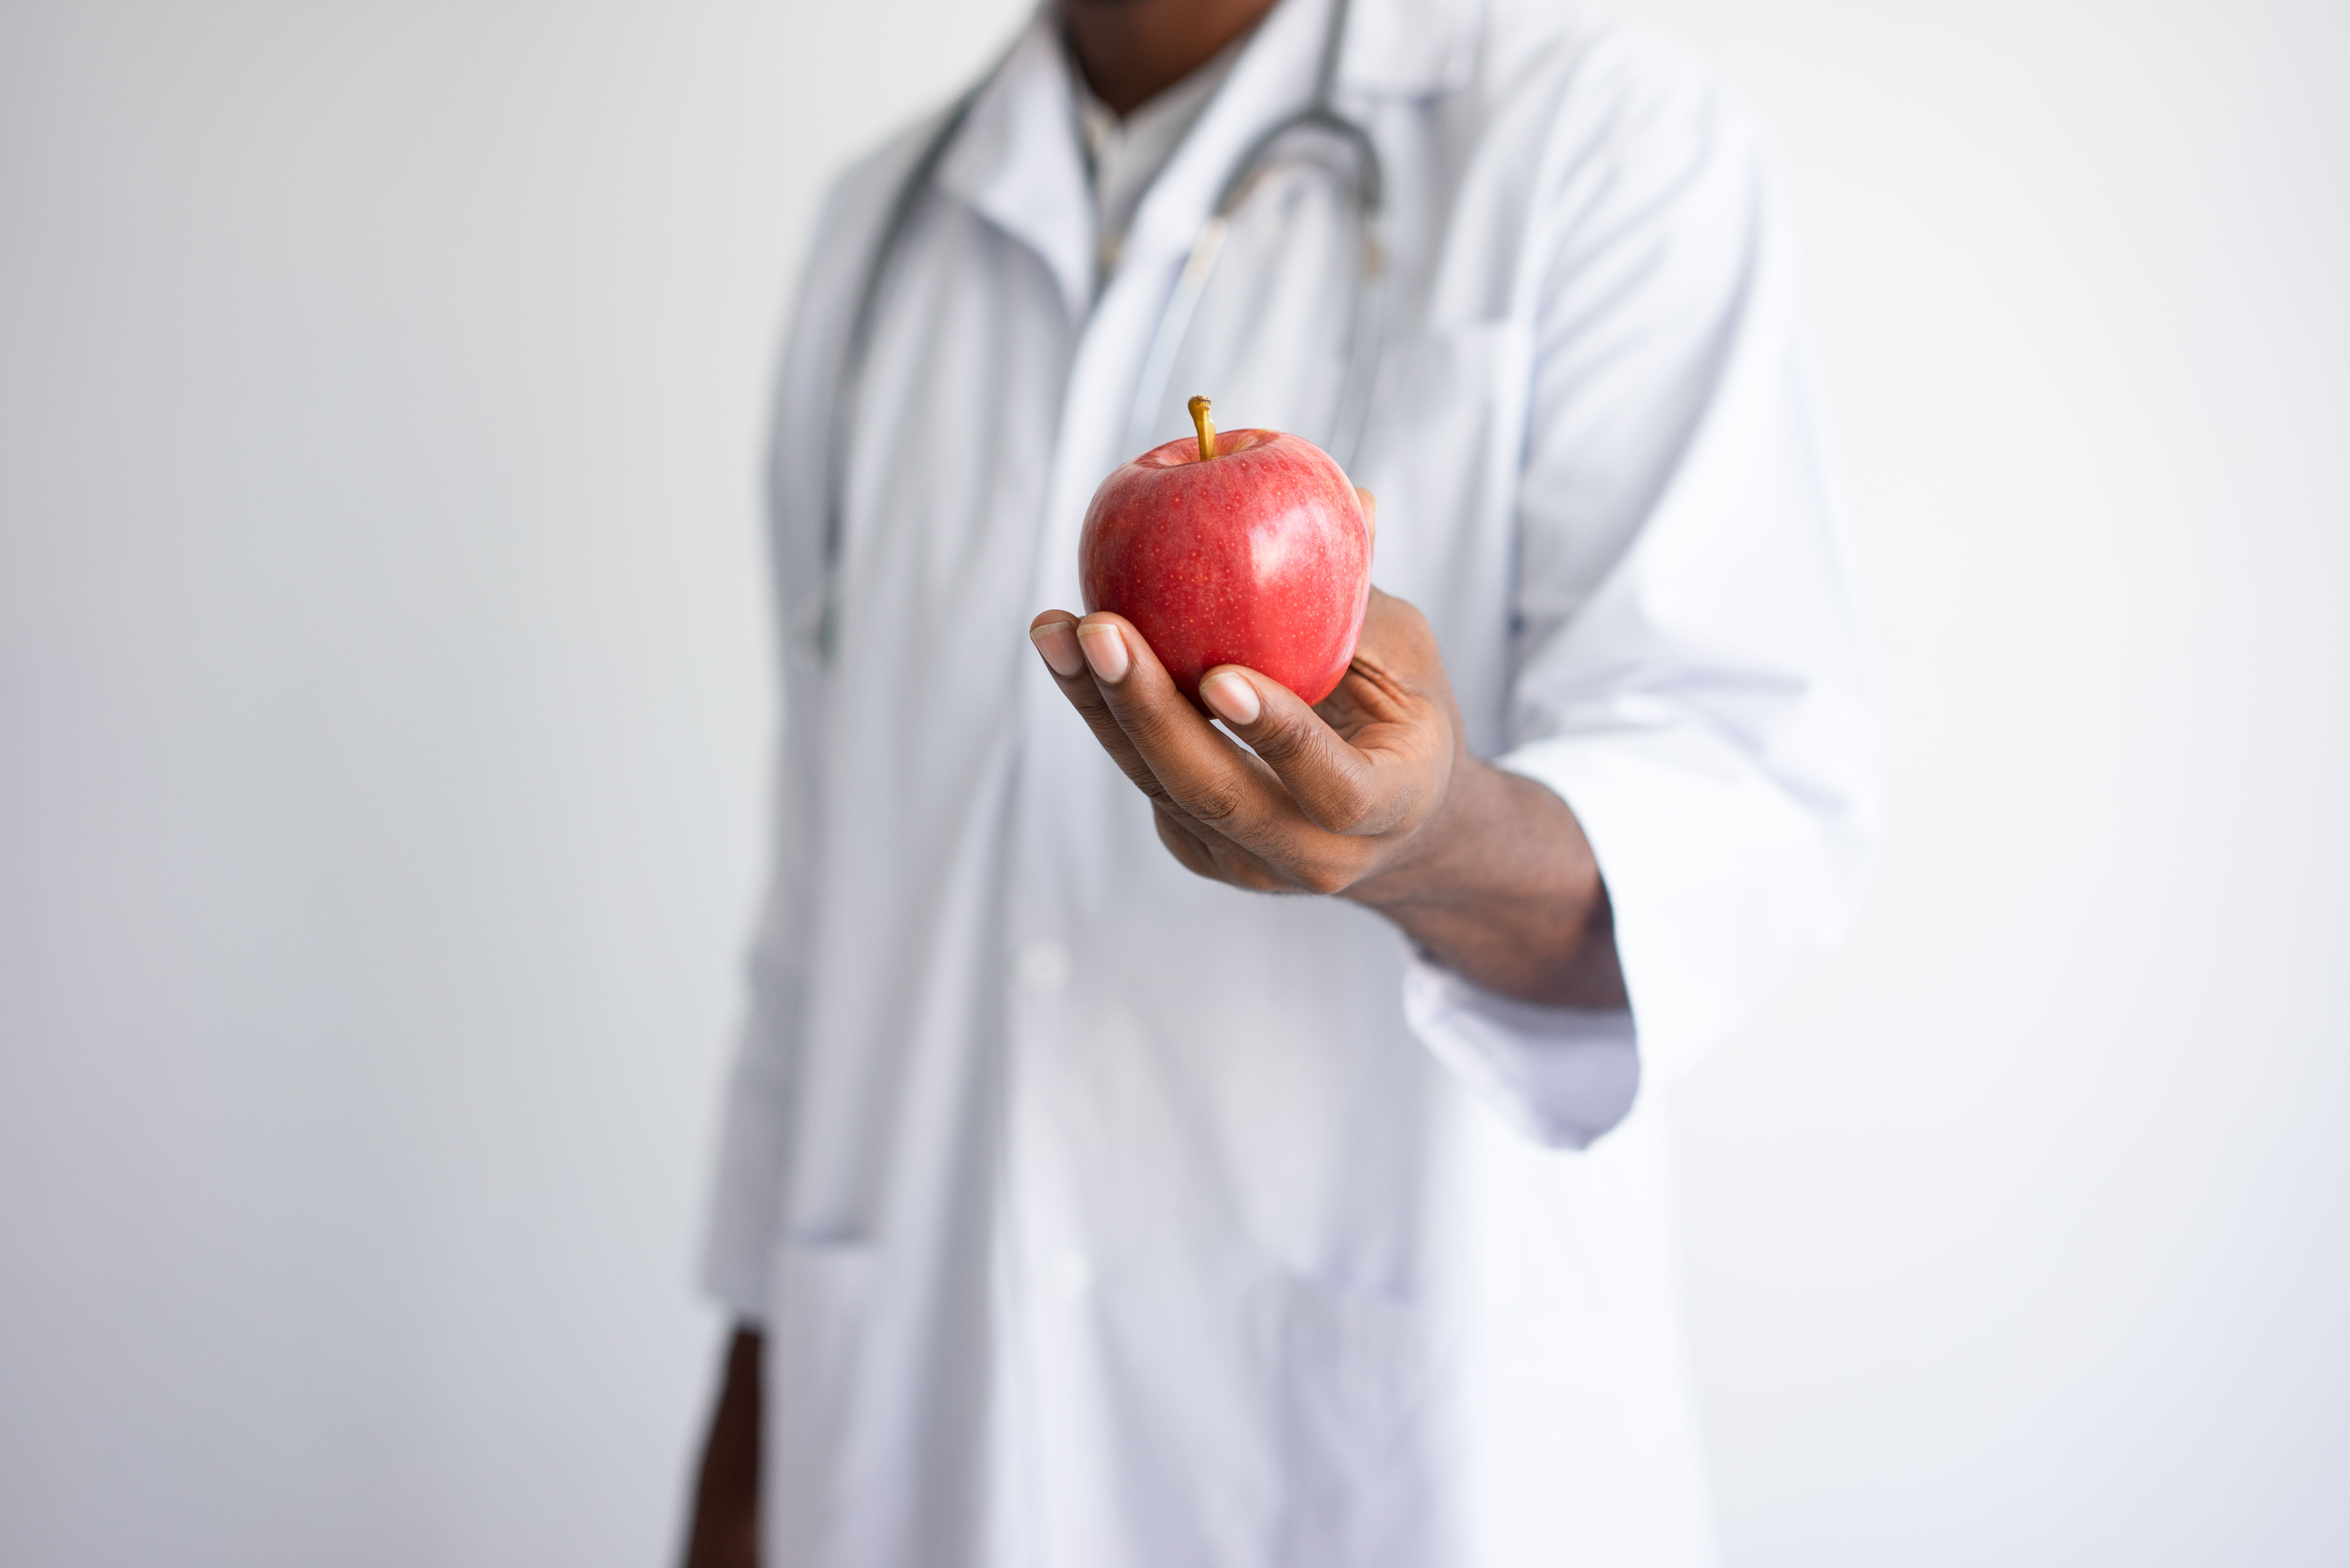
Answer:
[1352,760,1626,1009]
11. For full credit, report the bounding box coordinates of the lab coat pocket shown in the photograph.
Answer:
[1275,1273,1442,1568]
[764,1237,885,1559]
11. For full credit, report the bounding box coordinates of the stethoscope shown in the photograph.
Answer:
[815,0,1386,659]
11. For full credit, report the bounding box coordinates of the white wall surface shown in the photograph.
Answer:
[1625,3,2350,1563]
[1,1,2342,1564]
[0,1,1033,1562]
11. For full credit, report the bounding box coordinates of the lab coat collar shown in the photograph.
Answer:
[935,0,1481,320]
[935,20,1096,322]
[1339,0,1482,98]
[1118,0,1334,274]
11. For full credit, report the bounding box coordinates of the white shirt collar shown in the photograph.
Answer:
[1069,35,1247,278]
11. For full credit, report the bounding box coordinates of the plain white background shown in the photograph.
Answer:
[2,0,2343,1563]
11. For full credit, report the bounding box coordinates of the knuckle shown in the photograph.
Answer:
[1160,833,1217,881]
[1120,701,1187,753]
[1241,861,1293,895]
[1295,855,1360,897]
[1196,836,1283,895]
[1075,704,1130,747]
[1246,712,1312,764]
[1314,779,1377,834]
[1182,780,1248,827]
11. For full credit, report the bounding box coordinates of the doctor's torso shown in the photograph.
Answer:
[707,0,1854,1561]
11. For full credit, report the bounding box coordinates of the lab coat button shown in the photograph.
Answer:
[1016,938,1071,996]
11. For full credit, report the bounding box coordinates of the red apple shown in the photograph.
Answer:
[1078,396,1371,707]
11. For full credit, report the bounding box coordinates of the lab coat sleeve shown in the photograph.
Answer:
[698,735,813,1324]
[1405,36,1879,1140]
[696,134,927,1321]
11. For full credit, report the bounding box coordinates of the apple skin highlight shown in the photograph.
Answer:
[1078,419,1370,707]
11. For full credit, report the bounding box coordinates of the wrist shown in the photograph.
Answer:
[1345,757,1624,1007]
[1346,753,1511,914]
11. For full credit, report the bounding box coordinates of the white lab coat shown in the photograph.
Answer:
[701,0,1876,1562]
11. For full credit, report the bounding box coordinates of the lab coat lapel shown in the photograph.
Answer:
[928,0,1482,335]
[1337,0,1480,99]
[935,17,1095,325]
[1116,0,1478,282]
[1016,0,1487,613]
[1117,0,1329,281]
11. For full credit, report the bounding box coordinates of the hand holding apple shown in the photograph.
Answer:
[1030,576,1466,894]
[1030,400,1628,1007]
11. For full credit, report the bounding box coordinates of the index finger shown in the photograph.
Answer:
[1067,612,1319,848]
[1030,608,1177,807]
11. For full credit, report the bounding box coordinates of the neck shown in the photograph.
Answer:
[1057,0,1283,116]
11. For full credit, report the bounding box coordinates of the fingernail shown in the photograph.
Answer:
[1200,669,1260,726]
[1030,619,1083,677]
[1077,622,1129,684]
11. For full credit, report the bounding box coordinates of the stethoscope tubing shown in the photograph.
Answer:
[818,0,1383,661]
[812,84,987,659]
[1121,100,1386,468]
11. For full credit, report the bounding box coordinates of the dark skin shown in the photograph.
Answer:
[1061,0,1285,113]
[684,4,1622,1561]
[681,1329,761,1568]
[1030,491,1624,1005]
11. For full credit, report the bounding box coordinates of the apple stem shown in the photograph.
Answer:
[1188,395,1216,462]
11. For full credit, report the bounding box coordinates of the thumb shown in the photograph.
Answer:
[1196,664,1397,836]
